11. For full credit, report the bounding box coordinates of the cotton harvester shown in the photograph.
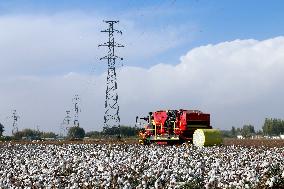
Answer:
[136,109,222,146]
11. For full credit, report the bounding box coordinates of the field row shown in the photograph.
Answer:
[1,138,284,147]
[0,143,283,188]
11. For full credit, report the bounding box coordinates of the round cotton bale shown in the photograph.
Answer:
[193,129,223,147]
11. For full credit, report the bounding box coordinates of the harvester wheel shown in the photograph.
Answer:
[139,139,144,145]
[139,139,150,145]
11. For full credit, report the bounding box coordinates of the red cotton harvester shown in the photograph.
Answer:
[136,109,212,145]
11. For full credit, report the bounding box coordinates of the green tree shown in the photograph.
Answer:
[236,128,242,135]
[220,130,233,138]
[241,124,255,138]
[0,122,4,136]
[13,129,58,140]
[231,126,236,137]
[102,126,140,137]
[67,126,85,139]
[255,130,263,135]
[41,132,57,138]
[263,118,284,136]
[13,128,41,140]
[263,118,271,135]
[120,126,140,137]
[85,131,101,138]
[103,126,120,136]
[13,131,24,139]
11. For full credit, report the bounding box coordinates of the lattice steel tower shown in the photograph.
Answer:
[99,20,124,132]
[73,94,80,127]
[12,110,19,135]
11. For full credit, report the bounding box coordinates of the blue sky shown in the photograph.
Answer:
[2,0,284,41]
[1,0,284,133]
[1,0,284,72]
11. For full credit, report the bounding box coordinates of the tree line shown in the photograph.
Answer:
[67,125,140,139]
[0,124,140,140]
[221,125,258,138]
[12,129,57,140]
[1,118,283,139]
[221,118,284,138]
[262,118,284,136]
[85,126,140,138]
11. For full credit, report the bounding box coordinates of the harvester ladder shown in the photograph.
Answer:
[172,121,180,137]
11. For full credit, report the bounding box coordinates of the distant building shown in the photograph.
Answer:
[251,135,263,139]
[237,135,243,139]
[42,138,56,141]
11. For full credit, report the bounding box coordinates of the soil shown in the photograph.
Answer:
[1,138,284,147]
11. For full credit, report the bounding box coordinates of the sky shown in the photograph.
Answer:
[0,0,284,135]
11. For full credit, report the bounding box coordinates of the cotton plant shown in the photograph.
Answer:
[0,143,283,188]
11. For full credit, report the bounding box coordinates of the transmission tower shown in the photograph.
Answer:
[60,110,71,136]
[72,94,80,127]
[12,110,19,134]
[65,110,71,125]
[99,20,124,133]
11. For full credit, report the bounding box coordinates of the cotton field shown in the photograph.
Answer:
[0,143,283,189]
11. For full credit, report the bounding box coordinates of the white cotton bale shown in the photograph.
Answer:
[193,129,223,147]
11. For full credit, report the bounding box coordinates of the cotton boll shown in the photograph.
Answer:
[0,143,284,188]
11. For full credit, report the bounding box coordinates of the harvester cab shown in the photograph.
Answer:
[136,112,154,144]
[135,112,154,126]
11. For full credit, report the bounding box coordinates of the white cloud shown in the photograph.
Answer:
[0,13,189,76]
[2,36,284,134]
